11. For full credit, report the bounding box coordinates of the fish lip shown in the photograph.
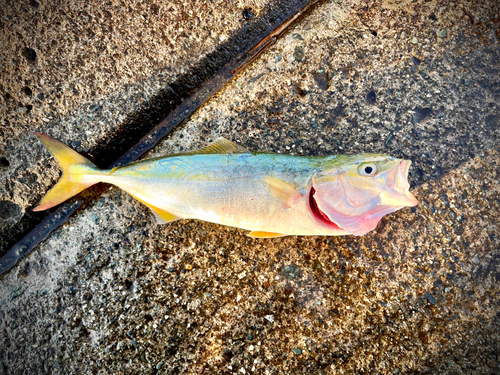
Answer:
[399,159,411,176]
[405,190,419,206]
[399,160,418,207]
[308,187,342,229]
[398,160,418,206]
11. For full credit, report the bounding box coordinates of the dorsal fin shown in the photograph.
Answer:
[180,138,248,155]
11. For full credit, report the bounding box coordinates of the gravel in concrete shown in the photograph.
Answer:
[1,0,500,373]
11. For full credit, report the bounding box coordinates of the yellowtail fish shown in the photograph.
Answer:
[33,133,417,237]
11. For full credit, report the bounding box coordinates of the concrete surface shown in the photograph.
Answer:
[0,0,297,254]
[1,0,500,373]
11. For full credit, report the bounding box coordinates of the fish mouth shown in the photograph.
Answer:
[308,187,342,229]
[395,160,418,207]
[399,159,412,179]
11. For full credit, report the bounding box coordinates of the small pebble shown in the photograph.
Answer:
[247,74,263,84]
[471,254,480,265]
[437,29,447,38]
[424,292,436,305]
[313,70,328,90]
[385,133,394,146]
[292,348,302,355]
[294,46,305,62]
[284,264,300,280]
[411,37,418,44]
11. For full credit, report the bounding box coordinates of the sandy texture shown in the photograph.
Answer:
[1,0,500,373]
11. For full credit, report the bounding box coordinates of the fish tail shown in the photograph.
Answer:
[33,133,103,211]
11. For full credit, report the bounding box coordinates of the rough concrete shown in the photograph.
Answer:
[1,0,500,374]
[0,0,305,254]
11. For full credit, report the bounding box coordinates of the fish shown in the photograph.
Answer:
[33,133,418,237]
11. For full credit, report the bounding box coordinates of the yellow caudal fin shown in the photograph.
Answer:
[33,133,101,211]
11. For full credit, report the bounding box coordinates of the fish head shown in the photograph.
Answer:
[310,154,418,236]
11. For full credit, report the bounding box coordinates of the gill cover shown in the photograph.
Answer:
[311,158,418,236]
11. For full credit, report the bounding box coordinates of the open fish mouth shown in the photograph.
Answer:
[308,187,342,229]
[399,160,412,180]
[390,160,418,207]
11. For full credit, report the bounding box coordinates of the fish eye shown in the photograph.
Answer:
[358,163,378,177]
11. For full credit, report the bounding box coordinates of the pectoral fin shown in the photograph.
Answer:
[262,176,302,208]
[248,231,286,238]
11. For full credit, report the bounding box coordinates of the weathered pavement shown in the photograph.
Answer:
[1,0,500,374]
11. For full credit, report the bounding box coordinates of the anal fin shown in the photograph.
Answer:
[146,204,179,224]
[128,193,179,224]
[248,231,286,238]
